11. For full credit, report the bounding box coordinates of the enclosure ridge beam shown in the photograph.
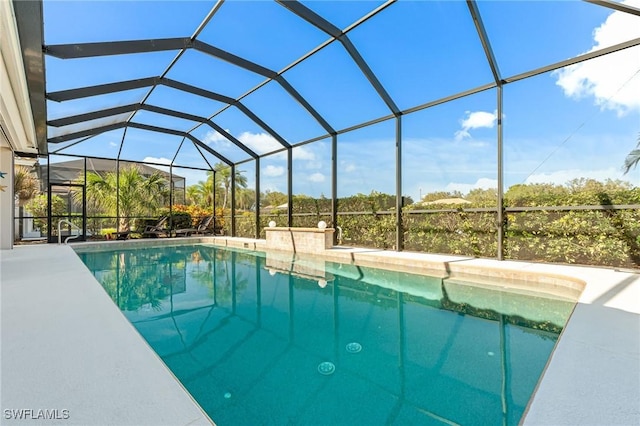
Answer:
[273,76,335,134]
[142,105,258,158]
[466,0,502,84]
[128,121,184,137]
[585,0,640,17]
[47,122,127,143]
[44,34,335,138]
[47,104,140,127]
[193,40,335,134]
[234,103,291,148]
[159,79,289,148]
[403,83,496,116]
[43,38,192,59]
[127,0,225,138]
[47,120,233,166]
[504,37,640,84]
[185,134,233,167]
[201,120,258,159]
[189,138,215,171]
[49,101,258,159]
[277,0,400,115]
[141,104,206,123]
[46,77,159,102]
[192,40,276,78]
[46,84,289,157]
[46,82,269,159]
[339,35,400,115]
[127,122,233,166]
[159,78,236,104]
[276,0,342,38]
[50,135,94,154]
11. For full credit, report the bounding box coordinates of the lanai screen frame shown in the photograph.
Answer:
[12,0,640,258]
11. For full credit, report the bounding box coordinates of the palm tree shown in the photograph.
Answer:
[188,172,215,208]
[14,165,39,206]
[214,163,248,210]
[186,184,204,206]
[14,165,41,238]
[237,188,256,211]
[76,165,168,231]
[624,133,640,175]
[185,165,249,210]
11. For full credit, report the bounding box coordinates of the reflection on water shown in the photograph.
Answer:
[78,244,574,426]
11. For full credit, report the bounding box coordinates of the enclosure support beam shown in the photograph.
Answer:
[255,157,261,239]
[82,158,87,238]
[46,37,335,136]
[585,0,640,17]
[497,87,505,260]
[331,134,338,244]
[48,103,259,160]
[287,148,293,227]
[46,76,290,150]
[47,121,234,166]
[277,0,400,115]
[504,37,640,84]
[44,38,192,58]
[169,164,174,233]
[395,115,403,252]
[231,164,236,237]
[212,171,217,234]
[468,0,505,260]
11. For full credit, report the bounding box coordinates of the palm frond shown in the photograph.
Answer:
[623,134,640,175]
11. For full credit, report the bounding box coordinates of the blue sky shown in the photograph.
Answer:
[44,0,640,201]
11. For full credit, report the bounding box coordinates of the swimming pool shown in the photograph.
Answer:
[77,243,576,425]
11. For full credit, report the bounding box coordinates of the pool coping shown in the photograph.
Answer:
[2,237,639,425]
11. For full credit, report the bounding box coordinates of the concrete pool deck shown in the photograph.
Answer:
[1,238,639,425]
[1,243,213,425]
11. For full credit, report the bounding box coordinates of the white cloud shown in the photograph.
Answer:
[308,172,325,183]
[142,156,171,165]
[204,130,231,144]
[524,167,624,185]
[142,156,171,173]
[553,0,640,115]
[140,156,209,185]
[203,130,233,153]
[263,165,285,177]
[292,146,315,160]
[305,161,323,170]
[454,110,498,141]
[269,144,317,162]
[445,177,498,194]
[342,162,356,173]
[238,131,282,153]
[109,141,118,147]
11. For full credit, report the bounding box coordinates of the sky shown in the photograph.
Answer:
[43,0,640,201]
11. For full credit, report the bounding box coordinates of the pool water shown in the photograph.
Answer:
[77,244,575,426]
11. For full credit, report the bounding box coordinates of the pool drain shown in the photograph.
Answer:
[317,361,336,375]
[345,342,362,354]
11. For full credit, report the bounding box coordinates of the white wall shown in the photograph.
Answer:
[0,0,39,249]
[0,146,14,249]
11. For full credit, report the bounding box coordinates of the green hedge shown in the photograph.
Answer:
[225,181,640,268]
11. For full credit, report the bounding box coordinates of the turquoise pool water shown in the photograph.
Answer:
[77,244,575,426]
